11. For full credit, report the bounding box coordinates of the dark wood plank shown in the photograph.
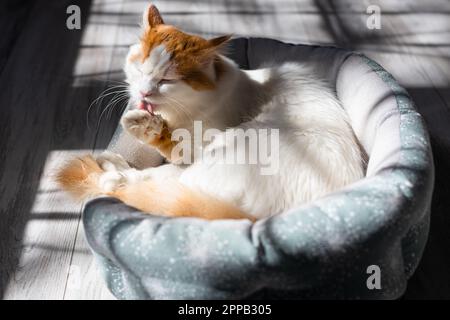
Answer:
[0,0,95,299]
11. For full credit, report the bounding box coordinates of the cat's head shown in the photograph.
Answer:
[125,4,231,113]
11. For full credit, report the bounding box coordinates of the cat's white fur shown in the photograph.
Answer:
[100,43,365,220]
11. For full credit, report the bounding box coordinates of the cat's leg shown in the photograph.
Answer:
[97,162,183,193]
[96,150,131,171]
[83,151,128,192]
[57,155,251,220]
[121,109,177,162]
[93,149,183,192]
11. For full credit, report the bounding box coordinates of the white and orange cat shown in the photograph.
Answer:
[57,4,364,221]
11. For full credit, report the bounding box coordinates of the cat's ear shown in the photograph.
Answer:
[196,35,232,66]
[143,4,164,29]
[207,35,232,49]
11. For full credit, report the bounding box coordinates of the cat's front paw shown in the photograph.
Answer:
[121,109,164,143]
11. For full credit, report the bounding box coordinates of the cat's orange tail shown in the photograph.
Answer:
[56,156,254,221]
[56,155,104,199]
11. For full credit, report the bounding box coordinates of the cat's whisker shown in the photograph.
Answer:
[166,101,193,123]
[116,101,129,119]
[160,94,196,123]
[96,92,128,130]
[107,94,129,120]
[103,92,128,119]
[161,98,189,121]
[91,84,128,101]
[104,79,127,85]
[88,85,124,104]
[88,77,128,86]
[165,94,208,120]
[87,86,129,130]
[162,94,211,127]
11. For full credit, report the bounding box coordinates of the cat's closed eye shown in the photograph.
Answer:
[159,79,175,85]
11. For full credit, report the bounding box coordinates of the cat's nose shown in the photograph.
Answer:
[140,91,152,97]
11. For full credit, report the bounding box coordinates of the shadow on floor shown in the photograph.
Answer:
[402,87,450,299]
[0,0,103,298]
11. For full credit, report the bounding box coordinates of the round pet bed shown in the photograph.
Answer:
[83,38,434,299]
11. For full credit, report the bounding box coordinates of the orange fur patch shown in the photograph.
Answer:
[56,155,103,199]
[139,5,231,90]
[147,120,179,161]
[115,180,255,221]
[128,52,141,63]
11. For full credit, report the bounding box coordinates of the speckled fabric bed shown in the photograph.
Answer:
[82,38,434,299]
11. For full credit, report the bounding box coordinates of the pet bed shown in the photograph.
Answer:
[82,38,434,299]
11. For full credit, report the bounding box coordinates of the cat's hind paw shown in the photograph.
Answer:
[96,151,130,172]
[98,171,126,193]
[121,109,164,143]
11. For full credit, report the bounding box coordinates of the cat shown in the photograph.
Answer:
[57,4,365,221]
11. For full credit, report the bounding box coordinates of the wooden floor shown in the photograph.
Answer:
[0,0,449,299]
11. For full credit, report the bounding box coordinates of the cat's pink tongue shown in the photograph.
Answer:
[138,101,154,114]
